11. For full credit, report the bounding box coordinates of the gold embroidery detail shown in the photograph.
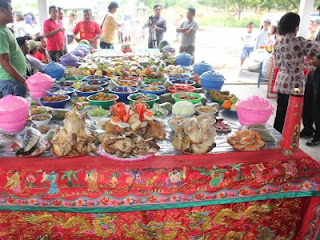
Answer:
[92,215,117,237]
[213,204,273,226]
[123,220,186,240]
[186,211,213,230]
[225,230,245,240]
[18,213,92,233]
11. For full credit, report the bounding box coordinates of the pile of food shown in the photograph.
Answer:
[141,86,162,91]
[89,93,117,101]
[227,130,265,151]
[88,107,109,117]
[78,86,99,92]
[42,96,68,102]
[51,108,96,156]
[131,94,154,101]
[178,92,198,100]
[4,127,48,157]
[208,90,234,102]
[172,115,216,154]
[98,102,166,158]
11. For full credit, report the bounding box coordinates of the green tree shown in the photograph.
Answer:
[61,170,81,187]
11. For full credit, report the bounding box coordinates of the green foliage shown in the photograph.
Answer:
[198,13,260,27]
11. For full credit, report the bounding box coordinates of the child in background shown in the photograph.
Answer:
[240,22,255,66]
[34,35,51,64]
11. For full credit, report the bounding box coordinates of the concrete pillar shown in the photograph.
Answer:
[298,0,315,38]
[37,0,48,34]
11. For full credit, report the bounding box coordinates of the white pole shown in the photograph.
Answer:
[298,0,315,38]
[37,0,48,35]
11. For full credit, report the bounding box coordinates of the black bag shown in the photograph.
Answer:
[100,13,109,29]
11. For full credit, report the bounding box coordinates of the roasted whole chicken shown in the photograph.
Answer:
[99,102,165,158]
[172,115,216,154]
[51,108,96,156]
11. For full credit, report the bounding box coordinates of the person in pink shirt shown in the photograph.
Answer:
[43,5,65,62]
[73,9,101,48]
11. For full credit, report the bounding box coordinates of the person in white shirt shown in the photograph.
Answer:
[241,22,255,66]
[65,13,77,44]
[256,19,271,49]
[26,40,45,74]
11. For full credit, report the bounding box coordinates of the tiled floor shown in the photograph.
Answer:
[219,69,320,162]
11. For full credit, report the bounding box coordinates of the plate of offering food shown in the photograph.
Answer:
[8,127,50,157]
[227,130,266,151]
[97,102,165,161]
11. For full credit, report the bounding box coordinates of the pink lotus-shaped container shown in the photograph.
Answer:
[26,72,55,98]
[236,95,274,126]
[0,94,30,133]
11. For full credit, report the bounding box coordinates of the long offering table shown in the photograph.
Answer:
[0,148,319,239]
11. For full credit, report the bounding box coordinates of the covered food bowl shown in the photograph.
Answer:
[176,52,193,66]
[26,72,55,98]
[193,61,213,75]
[0,95,30,133]
[237,96,274,126]
[200,70,225,91]
[43,61,65,80]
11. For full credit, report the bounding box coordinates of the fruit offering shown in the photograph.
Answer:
[208,90,235,103]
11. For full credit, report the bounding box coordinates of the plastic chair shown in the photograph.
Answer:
[257,62,269,88]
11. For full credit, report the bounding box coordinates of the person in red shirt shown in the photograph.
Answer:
[73,9,101,48]
[43,5,65,62]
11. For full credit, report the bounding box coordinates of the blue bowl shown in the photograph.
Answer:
[109,86,138,102]
[171,79,196,86]
[201,79,224,91]
[76,86,104,97]
[56,81,75,88]
[47,87,74,97]
[139,85,166,95]
[84,75,108,81]
[169,74,189,81]
[39,95,70,108]
[85,79,108,87]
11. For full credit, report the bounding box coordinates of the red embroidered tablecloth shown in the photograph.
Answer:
[0,148,319,239]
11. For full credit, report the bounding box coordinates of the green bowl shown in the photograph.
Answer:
[127,93,159,108]
[87,93,119,110]
[144,78,165,85]
[172,92,202,104]
[60,76,83,81]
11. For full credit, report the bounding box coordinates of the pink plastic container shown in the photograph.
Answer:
[0,95,30,133]
[26,73,55,98]
[236,96,274,126]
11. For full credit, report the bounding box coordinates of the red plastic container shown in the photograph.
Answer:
[168,84,196,93]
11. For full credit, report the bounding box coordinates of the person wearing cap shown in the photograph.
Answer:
[0,0,27,98]
[26,40,45,74]
[256,19,271,49]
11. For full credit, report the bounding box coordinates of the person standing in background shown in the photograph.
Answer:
[73,9,101,48]
[273,12,320,133]
[43,5,65,62]
[144,4,166,49]
[100,2,121,49]
[256,19,271,49]
[0,0,27,98]
[176,8,199,63]
[65,13,76,45]
[240,22,255,66]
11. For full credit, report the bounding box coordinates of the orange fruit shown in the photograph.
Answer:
[144,68,152,75]
[222,100,232,109]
